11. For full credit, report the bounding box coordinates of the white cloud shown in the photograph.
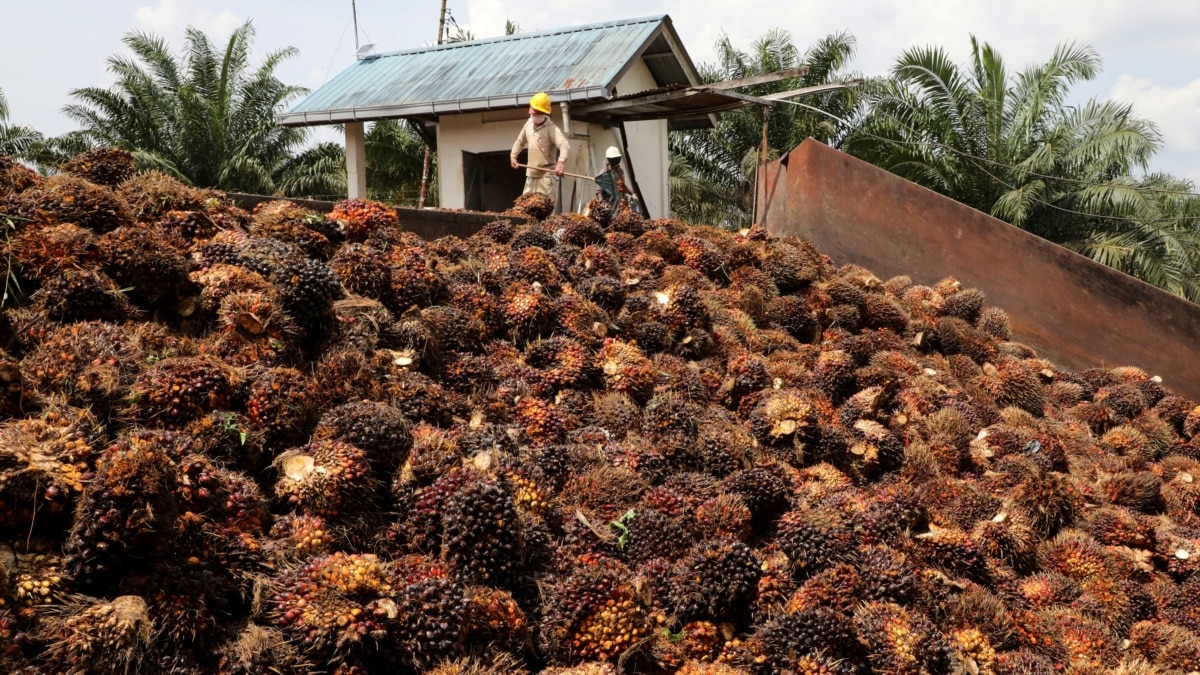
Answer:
[1110,74,1200,152]
[134,0,242,41]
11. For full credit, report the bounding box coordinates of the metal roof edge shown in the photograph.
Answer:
[276,86,610,127]
[659,16,703,86]
[365,14,670,60]
[601,15,701,93]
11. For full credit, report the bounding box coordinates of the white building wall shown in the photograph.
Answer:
[433,55,672,218]
[613,60,671,219]
[437,109,603,212]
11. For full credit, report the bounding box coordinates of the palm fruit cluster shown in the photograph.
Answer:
[9,147,1200,672]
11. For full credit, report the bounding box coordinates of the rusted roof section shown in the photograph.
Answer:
[572,87,770,130]
[279,15,700,127]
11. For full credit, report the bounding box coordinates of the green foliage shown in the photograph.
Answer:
[276,120,434,205]
[0,86,45,161]
[669,30,860,227]
[610,508,636,549]
[844,35,1200,301]
[63,21,309,193]
[0,211,23,307]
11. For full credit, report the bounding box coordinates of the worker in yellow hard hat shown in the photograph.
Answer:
[511,91,570,202]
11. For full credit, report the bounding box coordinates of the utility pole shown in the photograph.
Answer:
[417,0,449,209]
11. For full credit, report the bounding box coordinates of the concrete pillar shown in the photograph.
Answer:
[345,122,367,199]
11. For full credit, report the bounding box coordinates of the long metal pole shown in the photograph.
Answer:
[417,0,449,208]
[756,106,769,223]
[351,0,359,50]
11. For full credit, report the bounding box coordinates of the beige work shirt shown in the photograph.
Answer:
[511,117,570,178]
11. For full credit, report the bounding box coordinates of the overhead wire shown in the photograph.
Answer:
[771,97,1200,224]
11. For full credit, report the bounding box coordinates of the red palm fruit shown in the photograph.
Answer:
[1097,470,1162,513]
[464,586,529,657]
[695,494,752,541]
[511,192,554,220]
[0,401,97,533]
[539,561,650,664]
[913,524,988,581]
[59,147,135,187]
[747,388,826,446]
[270,552,404,660]
[244,367,319,449]
[127,355,238,427]
[1017,572,1081,609]
[11,223,98,282]
[1159,455,1200,523]
[1129,620,1200,672]
[191,262,274,315]
[1036,607,1119,669]
[664,538,761,621]
[853,601,953,675]
[596,339,656,402]
[785,562,862,614]
[39,596,156,674]
[65,439,180,588]
[274,439,374,522]
[25,173,132,232]
[1084,505,1155,548]
[329,197,398,241]
[204,291,296,366]
[1039,530,1113,582]
[776,506,859,579]
[976,360,1045,417]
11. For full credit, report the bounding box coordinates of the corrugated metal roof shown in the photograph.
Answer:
[279,15,699,127]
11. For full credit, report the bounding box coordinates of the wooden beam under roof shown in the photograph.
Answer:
[706,66,811,91]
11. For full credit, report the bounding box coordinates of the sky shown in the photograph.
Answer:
[2,0,1198,183]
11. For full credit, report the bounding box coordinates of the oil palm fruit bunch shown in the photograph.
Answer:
[4,168,1200,673]
[59,147,136,188]
[330,198,399,241]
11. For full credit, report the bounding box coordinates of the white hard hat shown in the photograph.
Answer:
[605,146,622,159]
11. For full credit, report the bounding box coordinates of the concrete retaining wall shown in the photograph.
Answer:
[226,193,526,241]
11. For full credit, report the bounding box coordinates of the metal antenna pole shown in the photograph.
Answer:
[351,0,360,50]
[418,0,449,209]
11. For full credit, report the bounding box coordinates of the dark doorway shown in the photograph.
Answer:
[463,150,526,212]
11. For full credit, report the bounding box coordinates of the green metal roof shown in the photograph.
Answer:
[278,15,699,127]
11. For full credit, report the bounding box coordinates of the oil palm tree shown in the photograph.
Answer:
[63,21,309,194]
[276,120,433,205]
[843,37,1200,300]
[0,86,44,160]
[670,30,860,227]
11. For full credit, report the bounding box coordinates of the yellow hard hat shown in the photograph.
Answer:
[529,92,552,114]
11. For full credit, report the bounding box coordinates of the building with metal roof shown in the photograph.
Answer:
[278,15,709,216]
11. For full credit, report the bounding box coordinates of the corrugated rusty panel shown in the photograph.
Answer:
[286,16,673,119]
[765,139,1200,401]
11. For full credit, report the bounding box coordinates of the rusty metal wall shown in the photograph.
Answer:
[760,139,1200,402]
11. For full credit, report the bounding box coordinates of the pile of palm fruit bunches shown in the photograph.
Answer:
[3,148,1200,675]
